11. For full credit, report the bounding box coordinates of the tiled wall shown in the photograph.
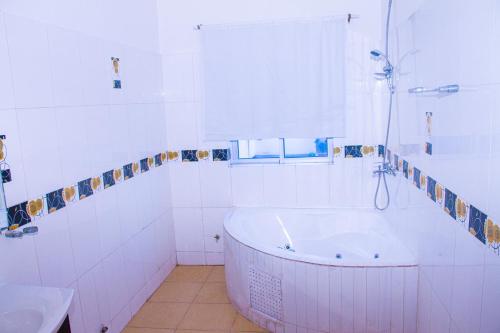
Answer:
[0,6,176,333]
[157,0,387,265]
[384,0,500,332]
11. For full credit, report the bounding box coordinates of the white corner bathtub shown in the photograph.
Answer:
[224,208,418,333]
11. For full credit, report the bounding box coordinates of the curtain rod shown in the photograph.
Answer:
[194,13,359,30]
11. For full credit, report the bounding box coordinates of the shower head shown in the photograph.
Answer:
[370,49,387,61]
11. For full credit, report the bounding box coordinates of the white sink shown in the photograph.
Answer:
[0,284,73,333]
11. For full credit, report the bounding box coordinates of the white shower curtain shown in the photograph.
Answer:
[200,17,346,141]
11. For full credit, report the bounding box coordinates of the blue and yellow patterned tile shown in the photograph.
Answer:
[167,151,179,162]
[140,158,149,173]
[378,145,385,157]
[398,158,403,171]
[91,176,103,192]
[344,145,363,158]
[413,167,421,189]
[26,197,45,221]
[486,218,500,255]
[0,138,5,162]
[147,156,154,170]
[393,154,399,170]
[182,150,198,162]
[103,170,116,189]
[408,164,414,179]
[427,176,437,201]
[113,168,123,184]
[78,178,94,199]
[7,201,30,227]
[419,172,427,192]
[154,153,163,167]
[435,182,445,207]
[361,145,375,157]
[123,163,134,180]
[469,205,487,244]
[196,150,210,162]
[132,162,140,176]
[46,189,66,213]
[425,142,432,155]
[403,160,409,179]
[161,152,167,164]
[62,186,77,205]
[455,197,469,228]
[212,149,229,161]
[444,188,457,219]
[333,146,343,158]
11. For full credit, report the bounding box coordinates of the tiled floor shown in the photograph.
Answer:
[123,266,268,333]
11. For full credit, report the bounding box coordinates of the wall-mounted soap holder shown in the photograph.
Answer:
[408,84,459,96]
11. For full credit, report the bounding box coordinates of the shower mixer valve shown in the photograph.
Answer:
[373,162,396,177]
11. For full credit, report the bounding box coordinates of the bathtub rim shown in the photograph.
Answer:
[223,207,418,267]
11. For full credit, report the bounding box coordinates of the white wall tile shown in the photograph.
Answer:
[47,26,85,106]
[4,13,53,108]
[296,164,330,208]
[162,53,194,102]
[17,107,63,198]
[169,163,202,207]
[66,196,101,276]
[0,236,40,285]
[0,108,28,207]
[0,13,15,110]
[200,163,232,207]
[165,102,200,149]
[263,165,297,208]
[231,165,264,207]
[33,209,77,287]
[77,270,102,332]
[102,248,129,320]
[67,281,86,333]
[177,251,206,265]
[173,207,204,252]
[202,207,229,252]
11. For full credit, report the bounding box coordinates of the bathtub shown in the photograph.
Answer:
[224,208,418,333]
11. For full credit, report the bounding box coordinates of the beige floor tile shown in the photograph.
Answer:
[167,266,214,283]
[128,302,190,329]
[150,282,203,303]
[123,328,174,333]
[231,314,267,332]
[194,282,230,304]
[207,266,226,282]
[178,304,237,330]
[175,330,231,333]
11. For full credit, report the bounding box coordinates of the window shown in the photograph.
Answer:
[231,138,333,164]
[237,139,281,159]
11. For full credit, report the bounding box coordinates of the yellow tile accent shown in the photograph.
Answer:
[168,151,179,161]
[63,186,76,202]
[91,177,101,191]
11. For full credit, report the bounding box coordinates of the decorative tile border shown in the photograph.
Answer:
[6,144,384,229]
[388,149,500,256]
[0,134,12,184]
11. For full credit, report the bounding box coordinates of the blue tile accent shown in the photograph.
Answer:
[123,163,134,180]
[103,170,115,188]
[469,205,487,244]
[7,202,30,227]
[427,176,437,202]
[46,189,66,213]
[113,80,121,89]
[378,145,385,157]
[1,168,11,183]
[413,167,421,189]
[182,150,198,162]
[77,178,93,199]
[425,142,432,155]
[155,153,162,167]
[444,188,457,219]
[140,158,149,173]
[403,160,409,178]
[344,145,363,158]
[212,149,229,161]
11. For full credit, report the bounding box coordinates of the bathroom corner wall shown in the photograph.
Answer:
[0,2,176,333]
[385,0,500,332]
[156,0,386,265]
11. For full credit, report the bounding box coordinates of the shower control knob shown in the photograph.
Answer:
[101,325,109,333]
[214,234,220,242]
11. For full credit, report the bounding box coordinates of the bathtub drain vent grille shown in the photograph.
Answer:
[249,267,283,321]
